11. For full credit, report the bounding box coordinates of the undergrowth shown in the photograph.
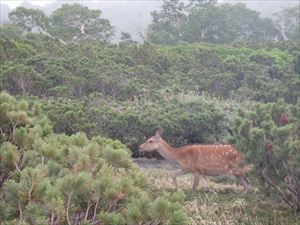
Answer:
[142,168,300,225]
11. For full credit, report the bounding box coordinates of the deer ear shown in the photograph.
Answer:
[155,128,164,137]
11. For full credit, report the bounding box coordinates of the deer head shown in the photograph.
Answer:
[139,129,164,152]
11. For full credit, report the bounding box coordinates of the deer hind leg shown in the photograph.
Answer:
[192,173,200,191]
[172,169,189,190]
[229,165,251,191]
[235,174,251,193]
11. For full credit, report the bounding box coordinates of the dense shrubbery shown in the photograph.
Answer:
[38,92,240,156]
[1,2,299,213]
[232,99,300,210]
[0,34,299,157]
[1,36,299,103]
[0,92,187,224]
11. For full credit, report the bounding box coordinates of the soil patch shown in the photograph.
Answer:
[133,158,179,169]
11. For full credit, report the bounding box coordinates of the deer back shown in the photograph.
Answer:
[176,145,245,175]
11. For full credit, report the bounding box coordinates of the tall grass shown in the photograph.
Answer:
[142,167,300,225]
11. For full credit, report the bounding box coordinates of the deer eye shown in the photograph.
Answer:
[148,140,153,143]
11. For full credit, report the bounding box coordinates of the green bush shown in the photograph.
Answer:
[232,99,300,211]
[0,92,186,224]
[1,37,299,103]
[39,92,241,156]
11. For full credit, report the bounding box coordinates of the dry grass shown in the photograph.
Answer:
[144,168,243,192]
[142,168,300,225]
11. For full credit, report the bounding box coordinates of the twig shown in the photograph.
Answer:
[18,202,23,222]
[74,212,85,225]
[66,191,73,225]
[92,198,99,222]
[0,171,12,188]
[50,212,55,225]
[92,219,104,225]
[14,161,21,172]
[85,202,92,220]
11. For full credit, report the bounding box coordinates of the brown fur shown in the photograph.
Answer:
[139,130,252,191]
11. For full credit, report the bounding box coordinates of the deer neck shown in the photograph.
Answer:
[157,139,180,161]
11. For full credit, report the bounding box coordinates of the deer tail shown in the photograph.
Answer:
[231,164,253,176]
[240,164,253,174]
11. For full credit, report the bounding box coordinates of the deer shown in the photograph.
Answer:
[139,129,252,192]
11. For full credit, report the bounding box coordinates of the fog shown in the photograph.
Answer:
[1,0,299,41]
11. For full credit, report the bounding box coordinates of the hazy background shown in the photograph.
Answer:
[1,0,299,41]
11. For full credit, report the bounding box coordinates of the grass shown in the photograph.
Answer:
[142,168,300,225]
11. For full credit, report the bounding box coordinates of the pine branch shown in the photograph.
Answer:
[9,118,19,141]
[92,219,104,225]
[92,198,100,222]
[14,161,21,172]
[18,202,23,223]
[85,201,92,221]
[28,180,34,202]
[0,171,12,188]
[74,212,85,225]
[66,191,73,225]
[51,212,55,225]
[0,127,4,139]
[262,166,295,208]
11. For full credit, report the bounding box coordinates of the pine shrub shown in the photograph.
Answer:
[0,92,186,224]
[233,99,300,211]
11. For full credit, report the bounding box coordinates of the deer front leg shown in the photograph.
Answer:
[172,169,189,190]
[192,173,200,191]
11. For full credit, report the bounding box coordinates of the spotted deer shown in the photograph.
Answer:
[139,129,252,191]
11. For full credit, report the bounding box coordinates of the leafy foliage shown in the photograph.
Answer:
[5,2,300,45]
[273,5,300,40]
[0,33,299,157]
[0,37,299,103]
[8,7,48,33]
[8,4,115,44]
[1,1,299,219]
[147,1,297,44]
[49,3,115,42]
[40,93,237,156]
[232,99,300,210]
[0,92,186,224]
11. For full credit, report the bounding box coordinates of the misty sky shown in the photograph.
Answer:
[2,1,299,18]
[2,0,299,10]
[1,0,299,41]
[2,0,52,8]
